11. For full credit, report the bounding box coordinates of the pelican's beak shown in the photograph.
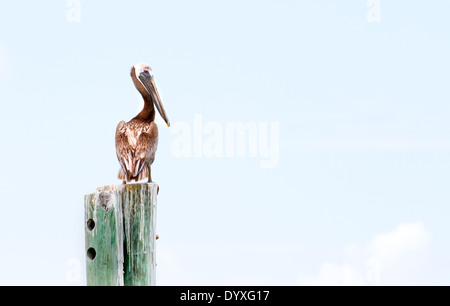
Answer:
[139,72,170,127]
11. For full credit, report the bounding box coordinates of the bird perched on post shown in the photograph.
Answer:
[115,63,170,184]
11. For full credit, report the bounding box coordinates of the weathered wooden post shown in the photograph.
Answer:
[84,183,158,286]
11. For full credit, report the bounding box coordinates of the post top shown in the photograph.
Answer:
[95,182,159,193]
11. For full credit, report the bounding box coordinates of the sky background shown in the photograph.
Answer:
[1,0,450,285]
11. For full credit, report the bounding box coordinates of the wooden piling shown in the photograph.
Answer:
[84,183,158,286]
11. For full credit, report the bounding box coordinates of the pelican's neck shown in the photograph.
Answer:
[136,97,155,121]
[131,67,155,121]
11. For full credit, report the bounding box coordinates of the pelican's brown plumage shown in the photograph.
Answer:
[115,63,170,184]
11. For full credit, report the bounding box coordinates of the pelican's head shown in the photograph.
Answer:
[133,63,170,127]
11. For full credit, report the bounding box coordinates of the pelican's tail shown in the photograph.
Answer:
[118,166,149,183]
[136,166,149,182]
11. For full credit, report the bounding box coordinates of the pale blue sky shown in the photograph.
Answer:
[0,1,449,285]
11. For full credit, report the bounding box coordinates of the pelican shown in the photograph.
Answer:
[115,63,170,184]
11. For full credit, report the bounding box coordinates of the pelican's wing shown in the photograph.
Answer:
[115,120,158,181]
[115,120,132,178]
[134,121,158,173]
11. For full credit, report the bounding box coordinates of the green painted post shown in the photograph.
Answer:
[84,183,158,286]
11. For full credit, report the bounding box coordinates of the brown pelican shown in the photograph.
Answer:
[115,63,170,184]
